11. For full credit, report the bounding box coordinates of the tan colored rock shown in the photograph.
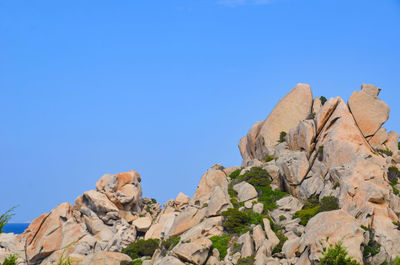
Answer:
[368,127,388,149]
[276,151,309,188]
[263,218,280,251]
[299,210,364,263]
[167,207,206,237]
[238,231,255,258]
[24,203,87,264]
[85,251,132,265]
[287,120,316,158]
[312,97,322,114]
[348,86,390,137]
[180,216,223,242]
[240,84,313,162]
[361,83,381,97]
[282,237,301,259]
[154,256,186,265]
[385,131,400,152]
[132,216,152,232]
[206,186,231,217]
[191,165,229,206]
[172,238,212,265]
[145,212,177,239]
[96,170,142,212]
[315,97,340,134]
[253,202,264,214]
[233,182,258,202]
[255,84,313,157]
[81,190,120,224]
[175,192,190,205]
[223,166,241,177]
[253,225,266,251]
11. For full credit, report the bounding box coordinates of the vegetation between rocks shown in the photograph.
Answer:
[279,131,287,143]
[388,166,400,196]
[122,238,160,260]
[210,235,232,260]
[0,254,18,265]
[221,208,263,234]
[376,147,393,157]
[236,256,255,265]
[294,196,339,226]
[320,96,327,105]
[320,241,361,265]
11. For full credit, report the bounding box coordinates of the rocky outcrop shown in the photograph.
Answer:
[348,84,390,138]
[240,83,313,164]
[3,83,400,265]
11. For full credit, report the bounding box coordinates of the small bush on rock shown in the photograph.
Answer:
[376,148,393,157]
[320,242,361,265]
[160,236,180,255]
[394,257,400,265]
[320,96,328,105]
[122,239,159,260]
[221,208,264,234]
[279,131,287,143]
[294,196,339,226]
[272,230,288,254]
[319,196,339,212]
[236,256,255,265]
[210,235,232,260]
[229,169,241,180]
[264,155,277,163]
[0,254,18,265]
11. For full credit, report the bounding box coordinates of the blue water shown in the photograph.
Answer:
[3,223,30,234]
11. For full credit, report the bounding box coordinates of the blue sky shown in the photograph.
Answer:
[1,0,400,222]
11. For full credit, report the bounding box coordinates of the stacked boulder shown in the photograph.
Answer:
[2,83,400,265]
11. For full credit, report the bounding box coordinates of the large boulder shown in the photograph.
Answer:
[23,203,87,264]
[348,84,390,138]
[96,170,142,212]
[239,83,313,163]
[299,210,364,263]
[172,238,212,265]
[84,251,132,265]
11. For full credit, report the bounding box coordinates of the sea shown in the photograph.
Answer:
[2,223,30,234]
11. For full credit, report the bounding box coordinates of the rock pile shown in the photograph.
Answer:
[1,83,400,265]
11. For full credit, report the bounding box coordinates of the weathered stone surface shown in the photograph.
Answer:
[24,203,87,264]
[167,207,206,237]
[361,83,381,97]
[287,120,316,158]
[385,131,400,152]
[312,97,322,114]
[132,216,152,232]
[81,190,120,224]
[238,231,255,258]
[282,237,300,259]
[191,165,229,206]
[180,216,223,242]
[85,251,132,265]
[368,127,388,149]
[233,182,258,202]
[252,225,266,252]
[253,202,264,214]
[206,186,231,217]
[277,151,309,189]
[348,86,390,137]
[154,256,186,265]
[299,210,364,263]
[96,171,142,212]
[172,238,212,265]
[240,84,313,162]
[175,192,190,205]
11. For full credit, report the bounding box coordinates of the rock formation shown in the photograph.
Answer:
[2,83,400,265]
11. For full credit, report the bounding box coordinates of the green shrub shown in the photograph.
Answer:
[232,242,242,254]
[279,215,287,221]
[131,260,143,265]
[161,236,180,255]
[320,242,360,265]
[229,169,242,180]
[221,208,264,234]
[320,96,328,105]
[362,228,381,259]
[222,208,251,234]
[388,166,400,185]
[294,196,339,226]
[210,235,232,260]
[272,230,288,254]
[264,155,277,163]
[394,257,400,265]
[294,205,320,226]
[279,131,287,143]
[238,167,272,188]
[0,207,16,234]
[319,196,339,212]
[122,239,160,260]
[0,254,18,265]
[236,256,255,265]
[376,147,393,157]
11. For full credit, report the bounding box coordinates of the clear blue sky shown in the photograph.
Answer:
[1,0,400,222]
